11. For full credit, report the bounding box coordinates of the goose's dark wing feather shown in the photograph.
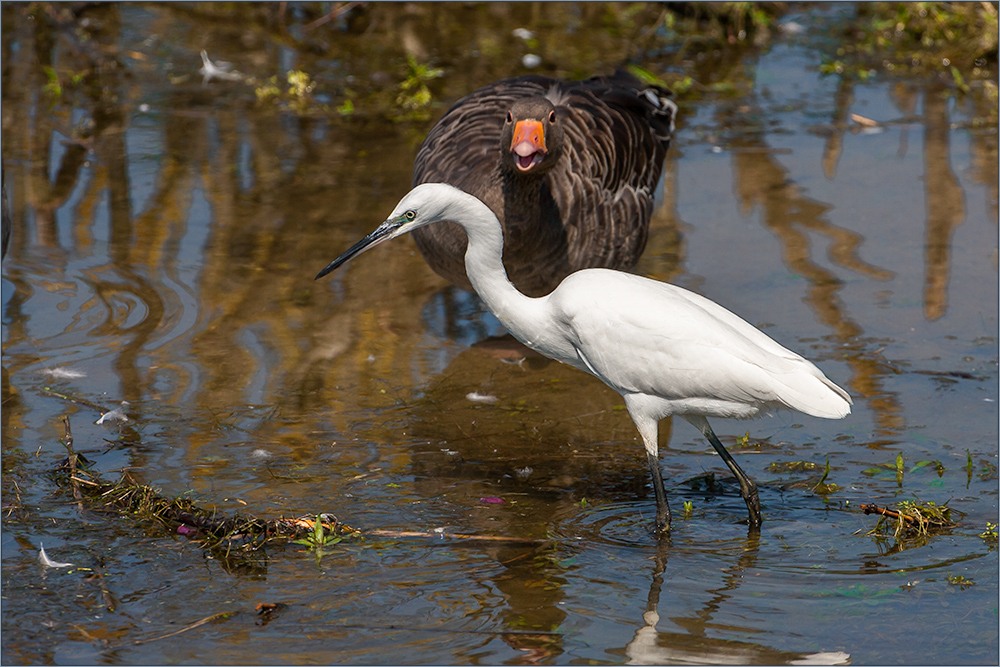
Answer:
[547,72,675,269]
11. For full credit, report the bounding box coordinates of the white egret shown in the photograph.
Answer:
[316,183,852,532]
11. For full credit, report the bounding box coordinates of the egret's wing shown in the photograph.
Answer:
[550,270,850,418]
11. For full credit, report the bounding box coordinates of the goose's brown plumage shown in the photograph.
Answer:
[411,70,676,296]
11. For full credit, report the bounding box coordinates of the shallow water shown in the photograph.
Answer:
[2,3,998,665]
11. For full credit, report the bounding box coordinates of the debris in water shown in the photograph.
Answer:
[861,499,960,543]
[96,402,129,425]
[480,496,506,504]
[41,368,87,379]
[466,392,498,404]
[256,602,288,624]
[780,20,805,34]
[199,50,242,83]
[51,420,544,559]
[850,113,879,127]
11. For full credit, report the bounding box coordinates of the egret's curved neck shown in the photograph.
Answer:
[446,196,546,344]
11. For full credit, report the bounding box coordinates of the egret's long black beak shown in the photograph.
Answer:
[314,216,405,280]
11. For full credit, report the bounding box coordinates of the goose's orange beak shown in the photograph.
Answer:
[510,119,546,171]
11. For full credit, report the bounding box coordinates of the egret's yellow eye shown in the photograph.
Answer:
[404,210,416,221]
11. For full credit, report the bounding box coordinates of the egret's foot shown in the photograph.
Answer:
[654,511,672,536]
[742,481,762,530]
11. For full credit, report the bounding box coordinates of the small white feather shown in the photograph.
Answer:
[38,544,73,569]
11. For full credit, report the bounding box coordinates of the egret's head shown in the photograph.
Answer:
[315,183,482,280]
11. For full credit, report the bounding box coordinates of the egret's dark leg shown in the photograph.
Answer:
[625,397,672,534]
[685,416,761,529]
[646,450,672,534]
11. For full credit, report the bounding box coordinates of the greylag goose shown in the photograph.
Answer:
[411,70,677,296]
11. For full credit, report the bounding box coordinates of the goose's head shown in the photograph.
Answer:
[500,97,565,176]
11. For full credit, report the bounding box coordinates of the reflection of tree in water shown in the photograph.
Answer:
[727,132,905,435]
[966,88,999,226]
[819,74,988,325]
[491,543,568,663]
[709,56,994,437]
[921,86,965,322]
[2,6,169,421]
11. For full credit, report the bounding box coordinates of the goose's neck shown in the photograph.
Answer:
[499,169,546,245]
[454,201,546,344]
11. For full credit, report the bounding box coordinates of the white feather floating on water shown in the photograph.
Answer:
[199,50,242,83]
[38,544,73,569]
[41,368,87,379]
[466,392,498,404]
[95,402,129,425]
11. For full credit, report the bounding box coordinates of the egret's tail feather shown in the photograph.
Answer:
[775,370,852,420]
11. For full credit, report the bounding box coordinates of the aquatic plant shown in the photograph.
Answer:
[819,2,997,93]
[860,498,960,543]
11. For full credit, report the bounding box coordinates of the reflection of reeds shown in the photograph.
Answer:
[922,88,965,321]
[729,138,906,435]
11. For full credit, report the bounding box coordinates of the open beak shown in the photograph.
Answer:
[315,216,405,280]
[510,119,546,172]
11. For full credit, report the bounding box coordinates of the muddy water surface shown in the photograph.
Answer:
[2,3,998,665]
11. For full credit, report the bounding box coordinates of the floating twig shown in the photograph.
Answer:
[85,559,117,612]
[861,503,921,524]
[42,388,110,415]
[133,610,237,645]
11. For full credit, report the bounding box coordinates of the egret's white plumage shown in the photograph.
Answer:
[316,183,852,532]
